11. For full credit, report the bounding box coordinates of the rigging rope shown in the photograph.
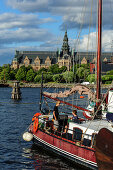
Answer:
[83,81,113,136]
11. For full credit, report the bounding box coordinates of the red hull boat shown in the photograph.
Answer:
[23,0,113,169]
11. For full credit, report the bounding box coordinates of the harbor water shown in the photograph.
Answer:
[0,87,81,170]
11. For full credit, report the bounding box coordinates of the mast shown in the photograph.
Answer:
[96,0,102,105]
[39,72,43,112]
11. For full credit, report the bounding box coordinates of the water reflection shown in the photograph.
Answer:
[22,144,77,170]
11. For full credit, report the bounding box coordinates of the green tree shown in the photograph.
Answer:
[37,67,47,74]
[59,66,67,73]
[76,66,89,81]
[15,67,26,81]
[48,64,60,74]
[0,66,3,73]
[34,75,42,83]
[9,70,16,80]
[26,69,35,82]
[44,73,53,82]
[53,74,64,83]
[106,70,113,75]
[76,67,85,79]
[63,71,74,83]
[0,69,10,80]
[102,75,113,84]
[87,74,95,83]
[19,65,28,72]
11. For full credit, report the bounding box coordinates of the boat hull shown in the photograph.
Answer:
[32,129,97,170]
[95,128,113,170]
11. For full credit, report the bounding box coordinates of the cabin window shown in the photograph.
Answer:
[91,133,97,147]
[82,138,91,147]
[73,128,83,141]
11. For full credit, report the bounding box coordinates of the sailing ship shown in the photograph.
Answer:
[23,0,113,169]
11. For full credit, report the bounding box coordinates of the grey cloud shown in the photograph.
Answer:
[7,0,113,30]
[7,0,50,12]
[0,28,54,45]
[0,13,55,29]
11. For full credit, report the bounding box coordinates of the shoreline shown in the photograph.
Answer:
[7,82,112,89]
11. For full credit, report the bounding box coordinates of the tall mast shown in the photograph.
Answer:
[39,72,43,112]
[96,0,102,104]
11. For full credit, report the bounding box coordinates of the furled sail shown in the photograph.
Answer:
[43,84,96,101]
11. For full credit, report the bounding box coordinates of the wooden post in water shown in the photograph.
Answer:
[11,81,21,99]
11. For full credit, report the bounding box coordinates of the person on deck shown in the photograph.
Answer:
[53,101,60,131]
[72,110,79,123]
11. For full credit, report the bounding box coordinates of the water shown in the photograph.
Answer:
[0,87,81,170]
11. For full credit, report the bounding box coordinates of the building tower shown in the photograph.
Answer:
[61,30,70,55]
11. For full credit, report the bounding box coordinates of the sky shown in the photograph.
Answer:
[0,0,113,66]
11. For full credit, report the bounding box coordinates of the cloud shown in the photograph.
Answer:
[7,0,51,12]
[0,13,55,29]
[0,12,56,46]
[7,0,113,30]
[0,28,55,45]
[76,30,113,52]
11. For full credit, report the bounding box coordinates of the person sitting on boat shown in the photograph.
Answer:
[53,101,60,131]
[72,110,79,123]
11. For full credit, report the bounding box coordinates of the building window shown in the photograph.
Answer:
[36,62,39,66]
[46,62,50,66]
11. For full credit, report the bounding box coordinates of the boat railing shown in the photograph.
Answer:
[38,117,95,148]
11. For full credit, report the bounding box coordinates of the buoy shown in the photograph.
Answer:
[23,132,33,142]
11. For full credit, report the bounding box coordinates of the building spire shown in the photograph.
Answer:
[61,30,70,55]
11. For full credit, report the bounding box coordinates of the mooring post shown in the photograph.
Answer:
[11,81,21,99]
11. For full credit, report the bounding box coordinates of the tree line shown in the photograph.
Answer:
[0,64,113,84]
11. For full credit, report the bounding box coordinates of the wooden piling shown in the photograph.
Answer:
[11,81,21,99]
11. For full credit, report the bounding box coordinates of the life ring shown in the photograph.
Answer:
[33,118,39,133]
[32,113,41,133]
[32,112,41,121]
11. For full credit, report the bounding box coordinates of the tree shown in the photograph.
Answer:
[102,75,113,84]
[106,70,113,75]
[63,71,74,83]
[76,66,89,81]
[0,69,10,80]
[44,73,53,82]
[19,65,27,72]
[37,67,47,74]
[26,69,35,82]
[53,74,64,83]
[34,75,42,83]
[76,67,85,79]
[9,70,16,80]
[48,64,60,74]
[59,66,67,73]
[15,67,26,81]
[87,74,95,83]
[0,66,3,73]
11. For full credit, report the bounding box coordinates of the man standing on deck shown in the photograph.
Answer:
[53,101,60,131]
